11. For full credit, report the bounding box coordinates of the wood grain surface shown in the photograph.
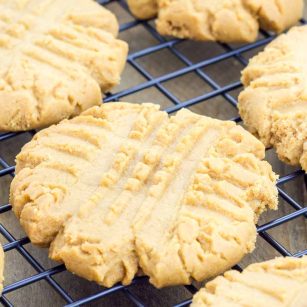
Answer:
[0,2,306,306]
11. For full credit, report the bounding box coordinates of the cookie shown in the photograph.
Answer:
[128,0,303,42]
[0,245,3,295]
[239,26,307,171]
[0,0,128,131]
[10,102,278,288]
[127,0,158,19]
[192,256,307,307]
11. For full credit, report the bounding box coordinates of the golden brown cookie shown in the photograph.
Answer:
[192,256,307,307]
[127,0,158,19]
[10,102,278,288]
[128,0,303,42]
[239,26,307,171]
[0,0,128,131]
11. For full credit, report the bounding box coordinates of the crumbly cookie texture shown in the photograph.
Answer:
[0,0,128,131]
[0,245,4,295]
[10,102,278,288]
[239,26,307,171]
[127,0,158,19]
[192,256,307,307]
[128,0,303,42]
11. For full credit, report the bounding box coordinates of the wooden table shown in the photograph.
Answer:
[0,2,306,306]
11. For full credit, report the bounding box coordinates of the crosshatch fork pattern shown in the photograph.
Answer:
[0,0,306,306]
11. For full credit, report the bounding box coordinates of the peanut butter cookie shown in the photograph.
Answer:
[192,256,307,307]
[0,0,128,131]
[239,26,307,171]
[127,0,158,19]
[10,102,278,288]
[128,0,303,42]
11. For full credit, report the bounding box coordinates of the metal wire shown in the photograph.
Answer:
[0,1,306,306]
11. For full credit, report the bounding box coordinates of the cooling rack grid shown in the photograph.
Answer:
[0,0,306,306]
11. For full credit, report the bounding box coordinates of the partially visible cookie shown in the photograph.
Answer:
[0,245,4,295]
[10,102,278,288]
[192,256,307,307]
[156,0,303,42]
[0,0,128,131]
[127,0,303,42]
[239,26,307,171]
[127,0,158,19]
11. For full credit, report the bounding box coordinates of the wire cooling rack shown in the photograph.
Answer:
[0,1,306,306]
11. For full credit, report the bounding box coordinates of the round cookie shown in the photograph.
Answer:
[192,256,307,307]
[127,0,158,19]
[239,26,307,172]
[10,102,278,288]
[0,0,128,131]
[127,0,303,42]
